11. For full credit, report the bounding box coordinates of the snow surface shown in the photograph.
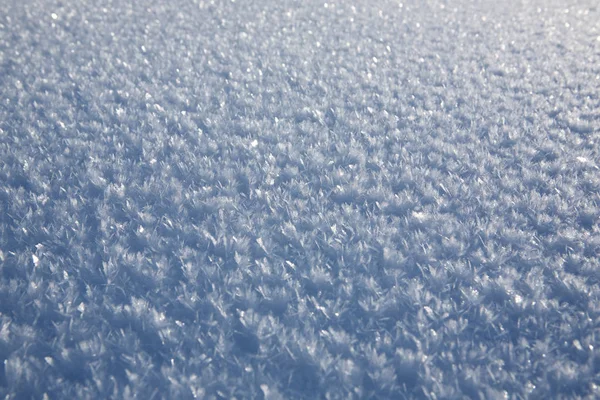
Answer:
[1,0,600,398]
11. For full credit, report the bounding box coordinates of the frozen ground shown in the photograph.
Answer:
[1,0,599,398]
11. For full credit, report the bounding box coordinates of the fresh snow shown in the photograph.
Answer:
[1,0,599,398]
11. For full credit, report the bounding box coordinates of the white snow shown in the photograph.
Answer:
[1,0,599,398]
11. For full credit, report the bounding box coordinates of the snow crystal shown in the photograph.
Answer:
[1,0,599,398]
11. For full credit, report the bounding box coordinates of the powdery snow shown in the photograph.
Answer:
[1,0,599,398]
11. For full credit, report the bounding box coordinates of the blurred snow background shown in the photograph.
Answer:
[1,0,599,398]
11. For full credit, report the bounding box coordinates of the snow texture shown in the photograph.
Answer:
[1,0,600,398]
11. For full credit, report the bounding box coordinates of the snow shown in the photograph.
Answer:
[1,0,600,398]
